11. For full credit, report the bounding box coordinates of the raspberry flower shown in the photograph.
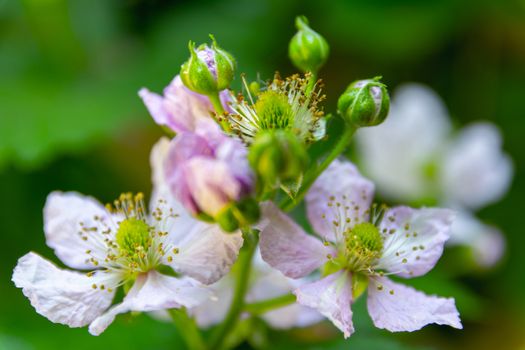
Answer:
[356,84,513,266]
[259,159,462,337]
[12,140,243,335]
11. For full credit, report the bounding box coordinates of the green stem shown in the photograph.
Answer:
[168,308,206,350]
[208,92,231,133]
[280,125,356,211]
[244,294,296,315]
[209,229,259,350]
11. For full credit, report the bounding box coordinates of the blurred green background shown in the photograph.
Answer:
[1,0,525,349]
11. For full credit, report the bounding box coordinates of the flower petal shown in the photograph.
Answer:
[139,75,213,133]
[441,122,513,210]
[367,277,462,332]
[294,271,354,338]
[377,206,453,278]
[306,159,375,242]
[356,83,451,201]
[165,222,243,285]
[259,203,332,279]
[191,276,233,328]
[248,253,323,329]
[185,157,243,217]
[44,191,117,270]
[12,253,115,328]
[89,271,210,335]
[449,211,505,267]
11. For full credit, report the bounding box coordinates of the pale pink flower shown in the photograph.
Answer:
[260,159,462,338]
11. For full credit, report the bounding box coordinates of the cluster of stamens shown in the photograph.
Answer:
[81,193,181,291]
[227,73,325,143]
[320,194,385,273]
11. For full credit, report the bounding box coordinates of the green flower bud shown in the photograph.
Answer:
[288,16,330,73]
[249,130,309,189]
[180,36,236,96]
[337,77,390,128]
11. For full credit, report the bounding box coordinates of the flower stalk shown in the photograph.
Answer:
[169,308,207,350]
[209,228,259,350]
[280,124,356,211]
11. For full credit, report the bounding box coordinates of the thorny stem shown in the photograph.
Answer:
[279,125,356,212]
[209,228,259,350]
[244,294,296,315]
[169,308,206,350]
[209,92,232,133]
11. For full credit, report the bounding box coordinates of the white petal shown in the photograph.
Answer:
[367,277,462,332]
[377,206,453,278]
[259,202,332,279]
[306,159,375,243]
[12,253,115,328]
[191,276,233,328]
[165,222,243,285]
[356,83,451,201]
[248,255,323,329]
[441,122,513,210]
[89,271,210,335]
[44,191,117,270]
[449,211,505,267]
[294,271,354,338]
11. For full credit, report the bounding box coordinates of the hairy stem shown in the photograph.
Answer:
[169,308,206,350]
[209,229,259,350]
[244,294,296,315]
[280,125,356,211]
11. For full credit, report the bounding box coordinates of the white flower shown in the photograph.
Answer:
[356,83,513,266]
[12,138,243,335]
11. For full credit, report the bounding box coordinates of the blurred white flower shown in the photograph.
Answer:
[191,248,324,330]
[356,83,513,266]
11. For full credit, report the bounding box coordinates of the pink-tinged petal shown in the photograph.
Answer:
[165,222,243,285]
[377,206,453,278]
[185,157,242,217]
[140,75,214,133]
[294,271,354,338]
[306,159,375,243]
[12,253,115,328]
[89,271,210,335]
[367,277,462,332]
[149,137,196,229]
[259,203,332,279]
[441,122,513,210]
[44,191,117,270]
[138,88,176,129]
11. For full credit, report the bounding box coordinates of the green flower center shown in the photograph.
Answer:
[344,222,383,271]
[254,90,294,131]
[116,218,152,259]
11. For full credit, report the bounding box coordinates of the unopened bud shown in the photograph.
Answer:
[180,36,236,96]
[288,16,329,73]
[337,77,390,128]
[249,130,309,189]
